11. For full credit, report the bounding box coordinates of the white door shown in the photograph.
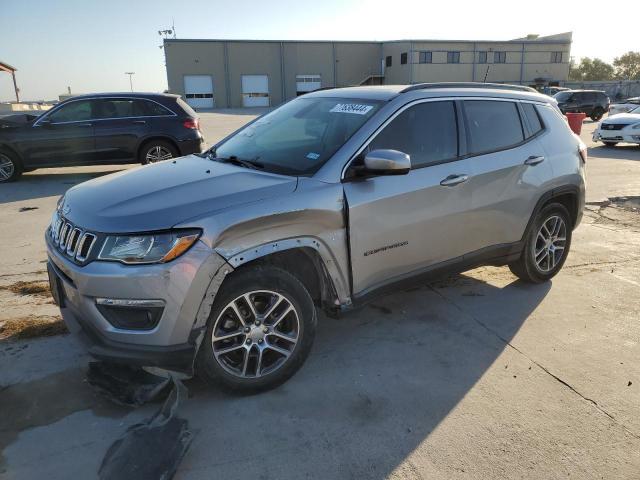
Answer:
[242,75,269,107]
[184,75,214,109]
[296,74,321,95]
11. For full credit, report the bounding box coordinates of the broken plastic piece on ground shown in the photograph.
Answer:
[98,376,193,480]
[86,361,171,407]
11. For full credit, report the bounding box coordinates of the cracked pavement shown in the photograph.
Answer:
[1,115,639,479]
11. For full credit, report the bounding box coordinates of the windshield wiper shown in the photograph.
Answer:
[211,155,264,170]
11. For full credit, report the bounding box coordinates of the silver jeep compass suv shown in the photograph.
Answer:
[46,83,586,392]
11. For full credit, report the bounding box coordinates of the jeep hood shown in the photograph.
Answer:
[61,155,298,232]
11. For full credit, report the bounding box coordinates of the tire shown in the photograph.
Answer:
[139,139,179,165]
[197,265,317,393]
[590,108,604,121]
[603,141,618,147]
[509,202,572,283]
[0,150,23,183]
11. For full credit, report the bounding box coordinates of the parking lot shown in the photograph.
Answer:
[1,112,639,479]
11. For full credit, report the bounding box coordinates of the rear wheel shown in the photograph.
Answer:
[139,140,179,165]
[509,203,572,283]
[0,150,22,183]
[603,141,618,147]
[197,265,317,393]
[590,108,604,121]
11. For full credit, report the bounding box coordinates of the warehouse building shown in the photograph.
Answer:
[164,32,571,109]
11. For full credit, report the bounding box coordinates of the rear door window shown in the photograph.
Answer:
[368,101,458,168]
[93,99,135,119]
[463,100,524,154]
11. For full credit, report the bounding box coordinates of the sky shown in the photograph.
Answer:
[1,0,638,102]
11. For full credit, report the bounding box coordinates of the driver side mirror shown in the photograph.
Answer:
[363,149,411,175]
[37,119,52,127]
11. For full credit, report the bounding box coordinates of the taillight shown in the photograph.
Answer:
[183,118,199,130]
[579,144,587,164]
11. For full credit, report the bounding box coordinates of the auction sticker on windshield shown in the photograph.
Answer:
[330,103,374,115]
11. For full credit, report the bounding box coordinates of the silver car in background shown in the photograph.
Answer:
[46,83,586,392]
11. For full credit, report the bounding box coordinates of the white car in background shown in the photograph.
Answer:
[593,106,640,146]
[608,97,640,116]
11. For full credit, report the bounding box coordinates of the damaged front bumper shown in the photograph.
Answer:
[46,234,232,373]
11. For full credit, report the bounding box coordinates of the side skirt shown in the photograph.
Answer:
[345,241,523,311]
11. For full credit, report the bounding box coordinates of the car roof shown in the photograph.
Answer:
[60,92,179,102]
[305,84,553,104]
[563,89,606,93]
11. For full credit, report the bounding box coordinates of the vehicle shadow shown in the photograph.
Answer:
[179,272,551,479]
[0,168,127,204]
[588,144,640,162]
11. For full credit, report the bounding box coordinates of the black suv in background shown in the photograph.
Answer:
[0,93,203,182]
[553,90,610,121]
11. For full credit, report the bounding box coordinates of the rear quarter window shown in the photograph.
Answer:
[521,103,544,137]
[176,97,198,117]
[463,100,524,154]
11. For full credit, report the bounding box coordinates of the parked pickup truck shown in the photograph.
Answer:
[46,83,586,392]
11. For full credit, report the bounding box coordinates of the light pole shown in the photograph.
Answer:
[125,72,135,92]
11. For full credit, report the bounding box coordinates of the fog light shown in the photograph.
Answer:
[96,298,165,330]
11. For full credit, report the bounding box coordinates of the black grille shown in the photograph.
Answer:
[601,123,627,131]
[49,213,97,264]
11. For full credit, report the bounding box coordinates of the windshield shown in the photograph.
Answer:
[213,96,382,176]
[554,91,572,102]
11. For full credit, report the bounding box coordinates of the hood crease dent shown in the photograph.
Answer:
[61,155,298,233]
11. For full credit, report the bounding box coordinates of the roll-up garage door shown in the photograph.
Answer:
[296,75,321,95]
[241,75,269,107]
[184,75,214,109]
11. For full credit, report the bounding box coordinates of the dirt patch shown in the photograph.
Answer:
[0,315,67,341]
[0,280,51,298]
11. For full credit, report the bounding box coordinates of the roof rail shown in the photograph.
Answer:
[399,82,537,94]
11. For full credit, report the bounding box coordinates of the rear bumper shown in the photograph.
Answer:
[177,136,204,155]
[592,129,640,144]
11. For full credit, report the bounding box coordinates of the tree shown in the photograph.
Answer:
[613,51,640,80]
[569,57,614,81]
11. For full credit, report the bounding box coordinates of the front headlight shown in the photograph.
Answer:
[631,123,640,130]
[98,229,201,264]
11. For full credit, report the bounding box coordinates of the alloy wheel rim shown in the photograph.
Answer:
[0,154,15,181]
[145,146,173,163]
[211,290,300,378]
[533,215,567,273]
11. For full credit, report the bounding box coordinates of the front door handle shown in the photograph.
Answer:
[440,174,469,187]
[524,155,545,166]
[132,120,146,124]
[78,123,93,128]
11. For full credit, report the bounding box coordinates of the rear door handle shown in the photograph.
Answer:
[78,123,93,128]
[132,120,146,124]
[524,155,545,166]
[440,174,469,187]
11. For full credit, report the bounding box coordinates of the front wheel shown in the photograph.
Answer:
[603,141,618,147]
[197,265,317,393]
[509,203,572,283]
[139,140,179,165]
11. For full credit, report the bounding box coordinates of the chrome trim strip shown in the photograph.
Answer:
[66,228,82,256]
[59,223,71,249]
[95,298,166,308]
[33,96,178,127]
[75,232,97,262]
